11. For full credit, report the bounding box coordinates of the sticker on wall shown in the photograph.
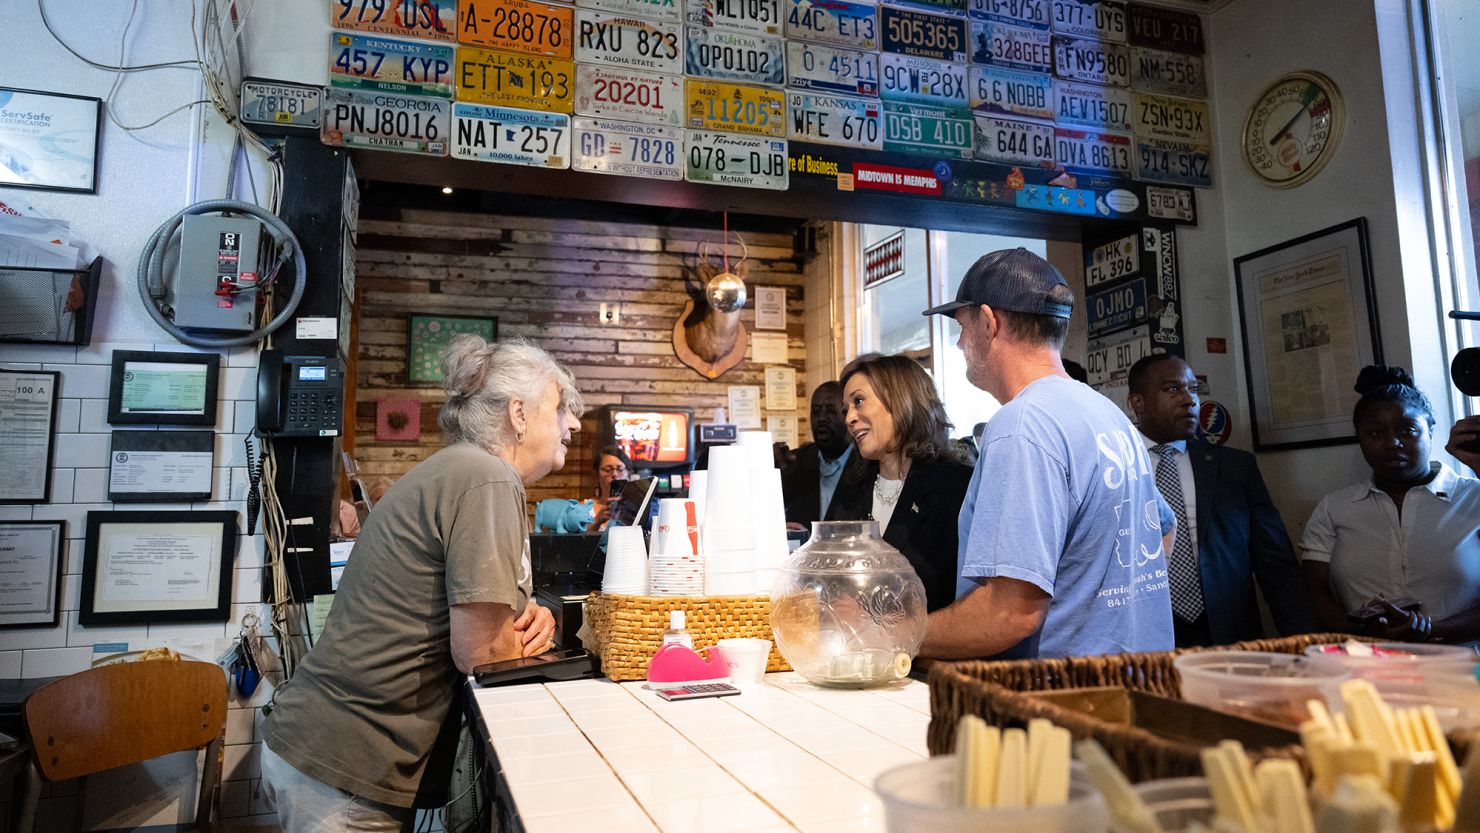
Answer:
[377,399,423,442]
[1206,337,1226,354]
[1197,400,1232,445]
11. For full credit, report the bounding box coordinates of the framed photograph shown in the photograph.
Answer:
[0,521,65,628]
[407,315,497,385]
[107,350,221,426]
[0,87,102,193]
[1233,218,1382,451]
[79,511,238,626]
[0,369,59,503]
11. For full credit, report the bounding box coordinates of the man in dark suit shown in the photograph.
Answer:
[781,382,855,525]
[1128,354,1318,646]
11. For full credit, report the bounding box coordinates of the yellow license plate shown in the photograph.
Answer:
[455,46,574,113]
[459,0,574,58]
[684,80,785,138]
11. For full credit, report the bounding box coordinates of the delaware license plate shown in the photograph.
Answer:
[572,117,684,178]
[1132,91,1209,144]
[1087,324,1149,384]
[972,113,1052,166]
[969,21,1052,73]
[459,0,574,57]
[455,47,574,113]
[787,93,882,149]
[1053,37,1129,87]
[452,103,570,167]
[1127,3,1202,54]
[322,88,449,155]
[576,10,683,74]
[685,131,789,188]
[880,53,967,108]
[786,41,878,96]
[1050,0,1125,41]
[1053,79,1129,130]
[883,102,971,157]
[1130,47,1205,98]
[241,80,321,128]
[785,0,878,51]
[1054,127,1131,176]
[330,33,452,96]
[575,64,683,125]
[1085,234,1138,288]
[1087,277,1146,336]
[330,0,455,41]
[579,0,682,22]
[882,6,967,63]
[969,65,1052,120]
[685,79,786,136]
[687,0,782,36]
[686,28,786,85]
[1134,137,1211,187]
[968,0,1047,27]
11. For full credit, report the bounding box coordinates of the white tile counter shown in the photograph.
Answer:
[469,673,932,833]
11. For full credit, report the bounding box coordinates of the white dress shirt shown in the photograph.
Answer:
[1140,434,1200,564]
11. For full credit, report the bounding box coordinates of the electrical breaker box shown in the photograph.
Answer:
[172,215,262,333]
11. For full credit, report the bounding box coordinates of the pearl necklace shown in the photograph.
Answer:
[873,476,904,507]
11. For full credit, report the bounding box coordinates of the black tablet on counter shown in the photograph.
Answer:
[473,649,598,687]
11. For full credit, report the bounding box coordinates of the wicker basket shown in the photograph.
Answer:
[583,592,791,681]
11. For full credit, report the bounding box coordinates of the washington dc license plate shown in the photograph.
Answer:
[572,117,684,178]
[451,103,570,167]
[786,41,878,96]
[684,131,789,188]
[330,33,452,96]
[322,88,449,155]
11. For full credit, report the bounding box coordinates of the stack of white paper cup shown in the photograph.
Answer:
[737,431,790,595]
[702,445,758,595]
[649,498,703,595]
[600,525,648,594]
[687,470,707,527]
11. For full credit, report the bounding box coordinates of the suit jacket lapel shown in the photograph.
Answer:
[887,461,933,547]
[1188,440,1216,549]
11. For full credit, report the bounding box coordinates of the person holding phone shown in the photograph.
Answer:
[590,445,631,533]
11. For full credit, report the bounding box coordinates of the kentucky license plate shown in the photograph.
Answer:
[686,28,786,85]
[452,103,570,167]
[579,0,681,23]
[1132,92,1209,144]
[968,0,1047,27]
[455,47,574,113]
[241,80,321,128]
[1087,277,1146,336]
[882,102,971,157]
[1050,0,1125,42]
[787,41,878,96]
[459,0,574,57]
[572,117,684,178]
[1130,47,1205,98]
[969,65,1053,120]
[1134,137,1211,187]
[882,6,967,63]
[972,113,1052,166]
[787,93,881,149]
[685,131,789,188]
[1054,127,1131,176]
[785,0,878,51]
[687,0,783,36]
[1053,37,1129,87]
[322,88,449,155]
[685,79,786,136]
[1053,79,1130,130]
[330,33,452,96]
[575,64,684,125]
[331,0,455,41]
[880,53,967,108]
[970,21,1052,73]
[576,11,683,74]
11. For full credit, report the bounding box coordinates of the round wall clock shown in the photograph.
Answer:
[1241,71,1344,188]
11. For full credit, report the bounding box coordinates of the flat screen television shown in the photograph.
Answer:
[603,405,694,467]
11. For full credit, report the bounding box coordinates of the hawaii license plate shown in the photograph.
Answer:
[1134,137,1211,187]
[1130,47,1205,98]
[787,93,881,149]
[330,33,452,96]
[1053,79,1129,130]
[1050,0,1125,41]
[785,0,878,50]
[969,20,1052,73]
[972,113,1052,166]
[786,41,878,96]
[452,103,570,167]
[241,79,322,128]
[686,0,783,36]
[330,0,456,41]
[575,64,684,125]
[685,131,789,188]
[882,6,967,63]
[455,47,574,113]
[968,0,1047,26]
[1053,37,1129,87]
[686,28,786,85]
[1087,277,1146,336]
[322,88,449,155]
[572,117,684,178]
[1085,234,1138,288]
[580,0,681,21]
[685,79,786,136]
[969,65,1052,120]
[882,102,971,157]
[879,53,967,107]
[459,0,575,57]
[575,10,683,74]
[1054,127,1131,176]
[1132,91,1209,144]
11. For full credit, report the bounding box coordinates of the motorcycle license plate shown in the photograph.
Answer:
[969,20,1052,73]
[686,0,783,36]
[685,27,786,86]
[572,117,684,178]
[455,47,575,113]
[241,79,322,128]
[787,93,882,149]
[881,6,967,63]
[969,65,1053,121]
[1052,78,1130,131]
[330,0,456,41]
[575,10,684,74]
[972,113,1053,166]
[330,33,452,97]
[322,88,449,155]
[786,41,878,96]
[784,0,878,51]
[1052,37,1129,87]
[685,79,786,137]
[575,65,684,126]
[879,52,967,108]
[684,131,789,189]
[451,103,570,168]
[1054,127,1131,176]
[882,102,971,157]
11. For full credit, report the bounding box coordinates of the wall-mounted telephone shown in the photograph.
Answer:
[256,350,344,437]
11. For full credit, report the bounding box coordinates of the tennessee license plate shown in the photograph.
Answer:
[575,64,684,125]
[686,0,783,36]
[330,0,456,41]
[1087,277,1146,336]
[330,33,452,96]
[1132,91,1210,144]
[880,52,967,108]
[572,117,684,178]
[1085,234,1139,288]
[969,20,1052,73]
[1050,0,1125,41]
[1127,2,1202,54]
[458,0,574,57]
[882,101,971,157]
[455,47,574,113]
[684,131,789,188]
[452,103,570,167]
[969,65,1053,121]
[1054,127,1131,176]
[968,0,1047,26]
[1053,37,1129,87]
[322,88,449,155]
[786,41,878,96]
[575,10,683,74]
[882,6,967,63]
[1130,47,1205,98]
[1087,324,1150,384]
[787,93,882,149]
[241,79,322,128]
[579,0,682,21]
[785,0,878,51]
[1053,79,1130,131]
[1134,137,1211,187]
[685,28,786,85]
[685,79,786,136]
[972,113,1052,166]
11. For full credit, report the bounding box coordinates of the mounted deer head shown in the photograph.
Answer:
[673,238,750,380]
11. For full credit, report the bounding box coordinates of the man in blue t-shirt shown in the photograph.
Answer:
[919,248,1176,659]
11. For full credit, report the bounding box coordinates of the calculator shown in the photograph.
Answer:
[655,682,742,701]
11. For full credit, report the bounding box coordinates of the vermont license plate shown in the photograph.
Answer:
[1053,37,1129,87]
[452,103,570,167]
[882,6,967,63]
[1132,91,1209,144]
[1054,127,1131,176]
[459,0,575,57]
[455,47,574,113]
[579,0,682,22]
[787,93,882,149]
[880,52,967,108]
[1053,78,1130,130]
[1087,277,1146,336]
[1085,234,1138,288]
[575,64,684,125]
[330,0,456,41]
[684,131,789,188]
[575,10,683,74]
[1134,137,1211,187]
[241,79,322,128]
[572,117,684,178]
[969,65,1053,120]
[882,101,971,157]
[687,0,783,36]
[969,20,1052,73]
[972,113,1053,166]
[330,33,452,96]
[322,88,449,155]
[785,0,878,51]
[685,79,786,136]
[1130,47,1205,98]
[1050,0,1125,42]
[968,0,1047,27]
[786,41,878,96]
[686,27,786,85]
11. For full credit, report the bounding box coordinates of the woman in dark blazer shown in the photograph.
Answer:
[826,354,974,611]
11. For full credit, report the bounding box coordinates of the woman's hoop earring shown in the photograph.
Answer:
[515,430,526,444]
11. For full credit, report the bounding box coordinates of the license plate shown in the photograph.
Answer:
[882,102,971,157]
[686,0,783,36]
[1085,235,1138,288]
[967,0,1047,27]
[785,0,878,51]
[330,0,456,41]
[1127,3,1203,54]
[786,42,879,96]
[1146,185,1195,221]
[241,80,322,128]
[1132,91,1209,144]
[322,88,449,155]
[575,64,684,125]
[972,113,1052,166]
[969,65,1053,121]
[572,117,684,178]
[455,47,574,113]
[1086,323,1149,384]
[579,0,682,22]
[969,21,1052,73]
[891,0,968,17]
[1053,37,1129,87]
[684,131,789,188]
[458,0,575,57]
[1134,137,1211,187]
[575,10,684,74]
[1050,0,1125,42]
[1054,127,1130,176]
[451,103,570,167]
[330,33,453,96]
[685,79,786,136]
[686,28,786,85]
[1130,47,1205,98]
[787,93,882,149]
[1052,79,1129,130]
[882,6,967,63]
[1087,277,1146,337]
[880,53,967,107]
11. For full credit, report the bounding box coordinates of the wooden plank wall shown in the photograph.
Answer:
[352,208,810,512]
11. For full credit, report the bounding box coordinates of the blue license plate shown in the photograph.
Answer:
[329,32,453,96]
[882,6,968,63]
[970,20,1053,73]
[786,41,878,96]
[1087,277,1147,337]
[969,65,1052,121]
[785,0,878,50]
[882,102,972,157]
[1134,138,1211,188]
[880,52,967,107]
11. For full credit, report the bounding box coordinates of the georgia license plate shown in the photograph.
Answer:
[967,0,1047,27]
[879,52,967,108]
[1053,37,1129,87]
[685,131,789,188]
[882,101,971,157]
[572,117,684,178]
[1087,323,1149,384]
[686,27,786,85]
[1134,137,1211,187]
[686,0,783,36]
[575,64,684,125]
[579,0,682,22]
[969,65,1053,121]
[451,103,570,167]
[1085,234,1138,288]
[882,6,967,63]
[322,88,449,155]
[330,0,456,42]
[1130,47,1205,98]
[1054,127,1131,176]
[1050,0,1125,42]
[784,0,878,51]
[1127,2,1202,54]
[330,33,452,97]
[1132,91,1209,144]
[1087,277,1146,336]
[786,41,878,96]
[969,20,1052,73]
[455,46,574,113]
[787,93,882,149]
[1052,79,1129,131]
[685,79,786,136]
[575,10,683,74]
[458,0,575,57]
[972,113,1053,166]
[241,80,322,128]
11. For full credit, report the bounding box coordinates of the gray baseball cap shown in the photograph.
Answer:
[921,247,1072,319]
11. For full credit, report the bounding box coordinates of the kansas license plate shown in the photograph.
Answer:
[572,117,684,178]
[241,80,322,128]
[575,64,684,125]
[880,53,967,107]
[882,6,967,63]
[685,79,786,136]
[330,0,456,41]
[322,88,449,155]
[969,20,1052,73]
[969,65,1052,120]
[455,47,574,113]
[787,93,882,149]
[972,113,1052,166]
[579,0,682,22]
[1130,47,1205,98]
[785,0,878,50]
[1085,234,1138,288]
[1127,3,1202,54]
[330,33,453,96]
[786,41,878,96]
[459,0,574,57]
[1134,137,1211,187]
[882,102,971,157]
[1050,0,1125,41]
[967,0,1047,26]
[576,10,683,74]
[685,131,789,188]
[1087,277,1146,336]
[1132,91,1209,144]
[686,27,786,85]
[1053,79,1129,130]
[1086,323,1149,384]
[687,0,783,36]
[452,103,570,167]
[1054,127,1131,176]
[1053,37,1129,87]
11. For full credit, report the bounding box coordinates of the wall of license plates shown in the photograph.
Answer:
[317,0,1210,195]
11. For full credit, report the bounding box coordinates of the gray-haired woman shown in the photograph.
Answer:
[261,335,583,832]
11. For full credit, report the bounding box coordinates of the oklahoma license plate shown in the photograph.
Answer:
[459,0,574,57]
[787,93,881,149]
[572,117,684,178]
[1053,79,1130,131]
[968,0,1047,27]
[882,6,967,63]
[1130,47,1205,98]
[684,131,789,188]
[1053,37,1130,87]
[455,47,574,113]
[452,103,570,167]
[575,10,683,74]
[882,101,971,157]
[322,88,449,155]
[1134,137,1211,187]
[972,113,1053,166]
[241,79,322,128]
[1132,91,1209,145]
[880,52,967,108]
[969,20,1052,73]
[685,79,786,136]
[786,41,878,96]
[330,33,452,96]
[331,0,455,42]
[686,28,786,86]
[1050,0,1125,41]
[969,65,1053,121]
[785,0,878,51]
[575,64,684,125]
[687,0,783,36]
[1054,127,1131,176]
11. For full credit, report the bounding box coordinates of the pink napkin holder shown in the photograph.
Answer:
[645,643,731,688]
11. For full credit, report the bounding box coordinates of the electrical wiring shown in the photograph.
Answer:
[37,0,201,72]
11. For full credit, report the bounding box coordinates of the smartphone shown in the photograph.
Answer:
[608,478,628,498]
[1347,597,1422,628]
[655,682,742,701]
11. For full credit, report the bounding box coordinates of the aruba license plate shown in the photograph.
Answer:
[968,0,1047,26]
[686,0,783,36]
[972,112,1053,166]
[1134,137,1211,187]
[1050,0,1125,42]
[786,41,878,96]
[322,88,449,155]
[785,0,878,51]
[685,79,786,137]
[330,32,452,97]
[576,10,684,74]
[575,64,684,125]
[879,52,967,108]
[969,65,1053,121]
[787,93,882,149]
[241,79,322,128]
[578,0,681,23]
[1052,79,1130,131]
[330,0,455,41]
[686,27,786,86]
[969,20,1052,73]
[685,130,789,188]
[459,0,575,57]
[1054,126,1131,176]
[452,103,570,167]
[572,117,684,178]
[1132,91,1209,145]
[882,101,971,157]
[455,46,574,113]
[882,6,967,63]
[1130,46,1205,98]
[1053,37,1130,87]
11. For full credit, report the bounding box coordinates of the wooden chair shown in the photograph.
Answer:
[16,660,228,833]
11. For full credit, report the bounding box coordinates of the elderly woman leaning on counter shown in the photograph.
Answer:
[260,335,584,832]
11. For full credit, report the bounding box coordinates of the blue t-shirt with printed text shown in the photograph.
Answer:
[956,376,1175,658]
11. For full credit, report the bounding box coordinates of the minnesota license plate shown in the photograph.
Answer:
[452,103,570,167]
[572,117,684,178]
[882,6,967,63]
[1132,91,1209,144]
[685,131,789,188]
[1087,277,1146,337]
[575,10,683,74]
[969,65,1052,120]
[241,79,322,128]
[1087,323,1149,385]
[1053,37,1129,87]
[686,28,786,85]
[1054,127,1131,176]
[686,0,783,36]
[685,79,786,136]
[972,113,1052,166]
[575,64,684,125]
[1127,3,1202,54]
[459,0,575,57]
[969,20,1052,73]
[786,41,878,96]
[1085,234,1138,288]
[579,0,682,22]
[787,93,882,149]
[1134,137,1211,188]
[455,47,574,113]
[967,0,1047,27]
[330,0,456,41]
[1053,79,1129,130]
[330,33,452,96]
[1050,0,1125,42]
[322,88,449,155]
[882,102,971,157]
[880,52,967,107]
[1130,47,1205,98]
[785,0,878,51]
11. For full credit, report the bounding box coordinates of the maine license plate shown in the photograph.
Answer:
[685,79,786,137]
[1053,78,1129,130]
[1053,37,1129,87]
[1132,91,1209,144]
[330,0,456,42]
[322,88,449,155]
[882,101,971,157]
[572,117,684,178]
[1130,47,1205,98]
[575,64,684,125]
[787,41,878,96]
[684,131,789,188]
[1085,234,1138,288]
[1087,277,1146,336]
[579,0,681,22]
[882,6,967,63]
[785,0,878,51]
[969,65,1052,120]
[972,113,1052,166]
[968,0,1047,27]
[1054,127,1131,176]
[969,21,1052,73]
[1087,323,1149,384]
[686,0,783,36]
[686,27,786,85]
[1134,137,1211,187]
[330,33,453,96]
[455,47,574,113]
[452,103,570,167]
[241,80,322,128]
[787,93,882,149]
[1050,0,1125,42]
[880,52,967,108]
[575,10,683,74]
[461,0,573,57]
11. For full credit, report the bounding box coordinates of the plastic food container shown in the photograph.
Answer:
[874,756,1109,833]
[1113,778,1213,833]
[1303,643,1480,730]
[1173,651,1350,727]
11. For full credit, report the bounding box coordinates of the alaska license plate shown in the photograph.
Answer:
[330,33,452,96]
[1053,37,1129,87]
[687,0,783,36]
[1087,323,1149,384]
[575,10,684,74]
[451,103,570,167]
[1127,2,1202,54]
[882,6,967,63]
[969,65,1053,120]
[1087,277,1146,337]
[1050,0,1125,42]
[882,102,971,157]
[786,41,878,96]
[330,0,456,41]
[459,0,574,57]
[572,117,684,178]
[969,20,1052,73]
[575,64,684,125]
[972,113,1053,166]
[685,79,786,136]
[1134,137,1211,187]
[1132,91,1209,144]
[787,93,882,149]
[684,131,789,188]
[241,79,322,128]
[1053,78,1130,130]
[455,47,574,113]
[1054,127,1131,176]
[879,52,967,108]
[967,0,1047,26]
[785,0,878,51]
[1130,47,1205,98]
[1085,234,1138,288]
[686,27,786,85]
[322,88,449,155]
[579,0,682,22]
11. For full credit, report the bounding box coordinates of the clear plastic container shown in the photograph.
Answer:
[1303,643,1480,730]
[874,756,1109,833]
[1114,778,1213,833]
[1173,651,1350,727]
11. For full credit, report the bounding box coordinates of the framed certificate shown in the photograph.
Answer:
[0,87,102,193]
[0,521,64,628]
[107,350,221,426]
[0,369,59,503]
[80,511,238,626]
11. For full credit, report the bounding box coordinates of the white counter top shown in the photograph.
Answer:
[469,672,931,833]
